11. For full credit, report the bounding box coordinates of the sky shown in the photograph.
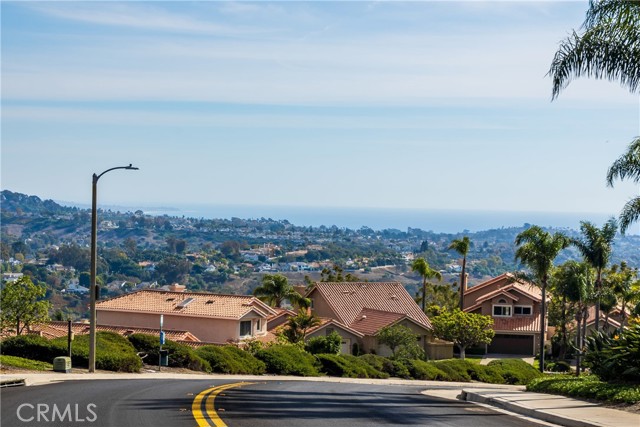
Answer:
[1,1,639,221]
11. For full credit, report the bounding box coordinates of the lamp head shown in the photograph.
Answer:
[126,164,139,170]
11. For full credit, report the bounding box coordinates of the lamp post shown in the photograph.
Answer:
[89,164,138,373]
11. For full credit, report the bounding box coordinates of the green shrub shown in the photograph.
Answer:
[487,358,541,385]
[316,354,388,378]
[432,360,472,382]
[547,361,572,372]
[357,354,411,378]
[255,345,320,376]
[585,326,640,383]
[51,332,141,373]
[1,332,141,373]
[407,359,450,381]
[528,375,640,404]
[0,335,58,361]
[128,333,210,372]
[195,345,264,375]
[305,332,341,355]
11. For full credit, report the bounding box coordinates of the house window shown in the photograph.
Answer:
[493,305,512,317]
[256,319,261,331]
[310,299,314,309]
[514,306,532,315]
[240,320,252,337]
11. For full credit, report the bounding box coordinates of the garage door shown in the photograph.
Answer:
[488,334,534,355]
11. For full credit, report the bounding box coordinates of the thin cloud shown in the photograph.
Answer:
[26,2,267,36]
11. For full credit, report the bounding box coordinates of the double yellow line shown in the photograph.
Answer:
[192,382,254,427]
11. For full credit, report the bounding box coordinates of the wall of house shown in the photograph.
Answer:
[426,342,453,360]
[97,310,263,343]
[308,291,339,320]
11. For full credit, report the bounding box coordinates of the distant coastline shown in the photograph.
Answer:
[57,200,625,235]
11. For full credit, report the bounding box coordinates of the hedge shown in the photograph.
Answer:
[316,354,388,379]
[195,345,265,375]
[1,332,142,373]
[127,333,210,372]
[487,359,542,385]
[255,345,320,376]
[528,375,640,404]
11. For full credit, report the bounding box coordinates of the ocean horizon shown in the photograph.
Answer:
[62,200,630,235]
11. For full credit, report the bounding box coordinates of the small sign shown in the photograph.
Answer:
[160,331,166,345]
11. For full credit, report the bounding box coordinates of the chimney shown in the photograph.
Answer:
[169,283,186,293]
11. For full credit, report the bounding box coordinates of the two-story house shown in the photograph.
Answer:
[306,282,452,359]
[96,287,277,344]
[463,273,544,355]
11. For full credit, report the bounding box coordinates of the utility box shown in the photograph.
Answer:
[53,356,71,373]
[159,350,169,367]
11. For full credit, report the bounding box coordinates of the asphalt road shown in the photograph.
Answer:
[1,379,541,427]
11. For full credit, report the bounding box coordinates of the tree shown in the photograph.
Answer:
[282,309,321,343]
[416,283,458,317]
[431,309,494,360]
[549,0,640,99]
[552,260,594,372]
[376,324,423,359]
[515,226,569,372]
[411,258,442,312]
[253,274,309,308]
[570,219,618,331]
[448,236,471,309]
[155,256,191,284]
[0,276,51,335]
[320,265,361,282]
[604,262,640,330]
[607,137,640,234]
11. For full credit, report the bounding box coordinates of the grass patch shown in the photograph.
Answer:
[0,355,53,371]
[528,375,640,404]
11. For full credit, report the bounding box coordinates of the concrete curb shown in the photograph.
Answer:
[461,390,639,427]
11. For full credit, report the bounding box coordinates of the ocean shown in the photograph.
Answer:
[124,204,623,235]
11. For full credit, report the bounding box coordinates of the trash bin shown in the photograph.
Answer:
[53,356,71,373]
[159,350,169,367]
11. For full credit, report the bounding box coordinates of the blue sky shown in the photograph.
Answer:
[1,1,638,221]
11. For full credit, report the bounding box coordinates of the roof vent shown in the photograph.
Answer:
[166,297,175,302]
[361,315,367,319]
[390,294,398,300]
[342,290,351,294]
[206,300,214,304]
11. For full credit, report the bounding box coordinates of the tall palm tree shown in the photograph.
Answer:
[570,219,618,331]
[607,137,640,234]
[549,0,640,99]
[448,236,471,309]
[253,274,309,309]
[605,262,640,330]
[411,258,442,312]
[515,226,569,372]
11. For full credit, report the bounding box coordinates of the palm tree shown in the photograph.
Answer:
[515,226,569,372]
[411,258,442,312]
[549,0,640,99]
[253,274,309,309]
[283,309,321,343]
[556,261,594,376]
[570,219,618,331]
[448,236,471,310]
[607,137,640,234]
[605,262,640,330]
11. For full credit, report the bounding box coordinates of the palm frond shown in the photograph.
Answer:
[607,136,640,186]
[619,196,640,234]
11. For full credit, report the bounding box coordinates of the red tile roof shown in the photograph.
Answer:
[96,290,277,320]
[306,317,365,338]
[22,321,200,342]
[466,273,542,301]
[308,282,431,331]
[349,308,406,335]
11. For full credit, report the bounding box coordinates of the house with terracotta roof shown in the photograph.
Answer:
[463,273,545,355]
[96,288,277,344]
[306,282,452,359]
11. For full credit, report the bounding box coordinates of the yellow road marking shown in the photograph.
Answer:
[192,382,254,427]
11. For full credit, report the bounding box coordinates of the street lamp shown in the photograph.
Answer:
[89,164,139,373]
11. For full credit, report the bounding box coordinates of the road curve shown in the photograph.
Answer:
[1,379,541,427]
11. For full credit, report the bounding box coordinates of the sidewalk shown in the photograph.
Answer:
[460,389,639,427]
